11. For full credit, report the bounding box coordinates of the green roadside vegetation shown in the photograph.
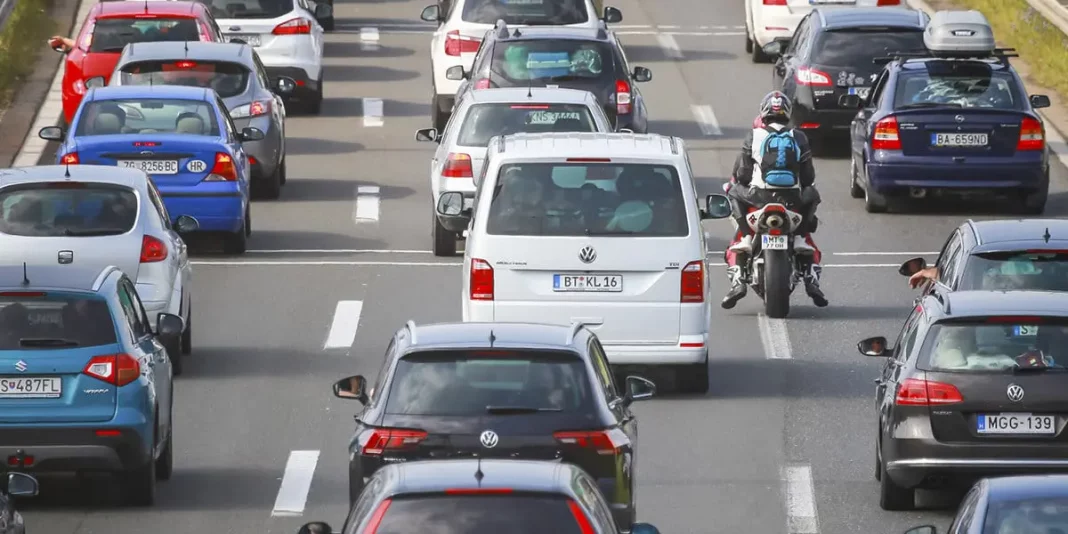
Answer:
[0,0,56,109]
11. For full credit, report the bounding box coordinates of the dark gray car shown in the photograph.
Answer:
[107,41,294,199]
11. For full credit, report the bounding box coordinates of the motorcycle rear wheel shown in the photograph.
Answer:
[763,249,792,319]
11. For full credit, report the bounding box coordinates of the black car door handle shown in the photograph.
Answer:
[874,378,884,385]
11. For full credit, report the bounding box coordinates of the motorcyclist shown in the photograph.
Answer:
[722,91,827,309]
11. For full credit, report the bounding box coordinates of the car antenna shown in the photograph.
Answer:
[489,330,496,347]
[64,161,71,178]
[1044,227,1051,243]
[527,76,532,98]
[143,0,148,13]
[184,40,189,55]
[474,455,484,487]
[21,263,29,286]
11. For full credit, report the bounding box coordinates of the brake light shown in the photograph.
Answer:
[763,0,786,4]
[615,79,631,115]
[762,205,786,213]
[60,152,80,165]
[83,354,140,387]
[511,105,549,109]
[1018,117,1044,151]
[470,259,494,300]
[566,158,611,162]
[442,153,473,178]
[768,228,783,236]
[133,141,159,147]
[363,499,392,534]
[876,0,900,4]
[444,30,481,56]
[567,500,596,534]
[205,152,238,181]
[0,292,45,297]
[273,17,311,35]
[796,67,832,86]
[140,235,168,263]
[444,488,514,494]
[798,123,820,129]
[681,260,704,303]
[358,428,427,455]
[473,78,492,90]
[173,60,197,69]
[872,116,901,150]
[553,428,629,455]
[895,378,963,406]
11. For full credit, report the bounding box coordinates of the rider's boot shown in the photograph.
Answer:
[795,235,828,307]
[721,263,748,309]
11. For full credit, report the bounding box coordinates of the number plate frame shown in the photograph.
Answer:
[848,87,871,99]
[118,160,179,175]
[0,376,63,399]
[977,413,1056,435]
[762,235,789,250]
[930,133,989,147]
[552,274,623,292]
[230,34,261,46]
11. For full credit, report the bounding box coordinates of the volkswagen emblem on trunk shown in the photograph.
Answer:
[14,360,27,372]
[1006,384,1025,402]
[578,246,597,264]
[58,250,73,264]
[140,151,153,156]
[479,430,499,448]
[955,115,965,123]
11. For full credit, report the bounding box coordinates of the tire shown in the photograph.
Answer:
[849,158,864,199]
[302,78,323,115]
[349,469,365,505]
[279,155,287,185]
[156,421,173,481]
[255,159,283,200]
[168,338,183,377]
[122,432,157,506]
[676,359,709,394]
[181,300,192,355]
[878,458,915,511]
[321,17,335,31]
[751,41,769,63]
[431,93,450,131]
[863,171,888,213]
[432,213,457,256]
[224,211,248,255]
[763,249,792,319]
[745,32,754,53]
[1019,186,1047,215]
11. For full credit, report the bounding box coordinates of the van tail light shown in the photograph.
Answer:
[473,78,493,90]
[470,258,494,300]
[895,378,963,406]
[796,67,832,86]
[763,0,787,4]
[872,116,902,150]
[363,498,392,534]
[876,0,901,5]
[567,500,596,534]
[60,152,80,165]
[1018,117,1045,151]
[273,17,312,35]
[553,428,629,455]
[615,79,632,115]
[140,235,168,263]
[680,260,705,303]
[442,153,473,178]
[357,428,428,456]
[445,30,481,56]
[205,152,238,181]
[83,354,140,387]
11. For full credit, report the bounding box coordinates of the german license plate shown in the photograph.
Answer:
[0,377,62,398]
[1014,325,1039,336]
[977,413,1056,435]
[230,34,261,46]
[848,87,870,99]
[553,274,622,292]
[118,160,178,175]
[762,235,788,250]
[931,133,989,147]
[811,0,855,4]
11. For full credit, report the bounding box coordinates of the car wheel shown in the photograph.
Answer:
[878,458,914,511]
[1019,187,1047,215]
[156,419,174,481]
[676,358,709,394]
[224,214,249,255]
[432,211,457,256]
[874,432,881,481]
[863,172,888,213]
[349,469,366,505]
[181,300,192,355]
[745,32,753,53]
[255,160,283,200]
[122,429,157,506]
[245,206,252,237]
[431,92,449,131]
[849,158,864,199]
[303,78,323,115]
[322,16,335,31]
[278,155,287,186]
[169,337,183,376]
[751,41,769,63]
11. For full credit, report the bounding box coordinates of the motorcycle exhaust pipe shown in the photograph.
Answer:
[766,215,785,228]
[909,187,928,199]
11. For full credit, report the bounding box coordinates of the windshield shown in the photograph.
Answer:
[371,494,586,534]
[119,60,251,98]
[75,99,220,136]
[486,162,688,237]
[491,40,615,83]
[462,0,588,25]
[458,103,598,146]
[961,251,1068,291]
[812,30,925,67]
[385,350,592,416]
[196,0,294,19]
[983,497,1068,534]
[0,184,138,238]
[920,321,1068,372]
[894,64,1023,109]
[0,295,117,350]
[88,17,201,53]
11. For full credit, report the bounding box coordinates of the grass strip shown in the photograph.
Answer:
[0,0,56,110]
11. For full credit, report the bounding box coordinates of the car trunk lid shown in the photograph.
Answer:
[73,134,222,187]
[897,108,1025,157]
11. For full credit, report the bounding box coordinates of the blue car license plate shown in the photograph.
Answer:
[848,87,870,99]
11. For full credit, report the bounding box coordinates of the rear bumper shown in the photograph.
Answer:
[0,424,152,473]
[885,435,1068,487]
[792,101,855,136]
[159,191,245,233]
[866,155,1047,195]
[266,66,320,100]
[751,7,802,46]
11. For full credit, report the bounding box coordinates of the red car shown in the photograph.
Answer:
[61,1,225,125]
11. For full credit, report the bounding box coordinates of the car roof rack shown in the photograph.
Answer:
[873,48,1018,67]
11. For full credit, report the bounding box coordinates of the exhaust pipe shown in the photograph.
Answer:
[910,187,928,199]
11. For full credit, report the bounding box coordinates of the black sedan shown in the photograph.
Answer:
[1,473,38,534]
[901,474,1068,534]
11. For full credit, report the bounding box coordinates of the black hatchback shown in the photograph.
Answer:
[332,320,657,529]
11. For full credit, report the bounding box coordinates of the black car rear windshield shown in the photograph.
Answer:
[458,103,598,146]
[893,64,1023,110]
[487,163,689,237]
[982,497,1068,534]
[371,494,586,534]
[119,61,251,99]
[462,0,589,25]
[0,294,117,350]
[89,18,201,53]
[197,0,294,19]
[75,99,221,136]
[961,251,1068,291]
[919,320,1068,372]
[385,350,593,416]
[0,184,138,238]
[812,29,925,67]
[491,40,617,83]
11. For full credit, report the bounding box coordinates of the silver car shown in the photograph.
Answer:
[415,87,615,256]
[105,41,293,199]
[0,165,197,374]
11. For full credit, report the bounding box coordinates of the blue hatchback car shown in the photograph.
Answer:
[0,264,182,506]
[40,85,263,254]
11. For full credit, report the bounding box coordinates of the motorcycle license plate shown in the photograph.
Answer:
[762,235,788,250]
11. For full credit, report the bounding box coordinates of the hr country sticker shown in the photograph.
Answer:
[187,159,207,173]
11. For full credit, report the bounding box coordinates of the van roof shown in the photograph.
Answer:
[496,132,681,159]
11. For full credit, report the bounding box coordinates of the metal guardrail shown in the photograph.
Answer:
[1025,0,1068,37]
[0,0,16,33]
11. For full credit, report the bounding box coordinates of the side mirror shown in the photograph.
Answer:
[333,375,369,404]
[274,76,297,96]
[632,66,652,83]
[298,522,333,534]
[631,524,661,534]
[622,375,656,406]
[85,76,106,89]
[156,312,185,338]
[6,473,38,497]
[240,127,266,142]
[857,336,889,357]
[703,193,732,219]
[602,6,622,23]
[415,127,439,142]
[617,127,633,133]
[762,41,784,58]
[899,257,927,277]
[436,191,472,233]
[174,215,200,233]
[420,5,440,22]
[39,126,65,141]
[1030,94,1051,109]
[838,94,862,109]
[313,2,333,21]
[445,66,467,81]
[904,526,936,534]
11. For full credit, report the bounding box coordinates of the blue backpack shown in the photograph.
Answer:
[756,128,801,187]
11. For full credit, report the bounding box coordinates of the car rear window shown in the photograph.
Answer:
[462,0,588,25]
[196,0,294,19]
[372,494,586,534]
[0,294,117,350]
[385,350,593,416]
[961,251,1068,292]
[893,64,1023,110]
[491,40,616,83]
[88,18,201,53]
[75,99,221,136]
[811,29,925,67]
[119,60,251,99]
[919,320,1068,372]
[0,183,138,238]
[982,497,1068,534]
[458,103,598,146]
[486,162,689,237]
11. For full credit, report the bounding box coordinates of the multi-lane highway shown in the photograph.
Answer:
[19,0,1068,532]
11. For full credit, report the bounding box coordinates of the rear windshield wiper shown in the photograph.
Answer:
[545,75,588,82]
[63,228,123,237]
[585,229,637,236]
[896,102,964,109]
[20,338,80,348]
[486,405,563,414]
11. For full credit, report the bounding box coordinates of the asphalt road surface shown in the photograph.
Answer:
[20,0,1068,532]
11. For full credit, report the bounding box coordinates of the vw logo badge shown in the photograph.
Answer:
[140,151,154,156]
[955,115,965,123]
[58,250,73,264]
[578,246,596,264]
[14,360,27,372]
[479,430,499,448]
[187,159,208,173]
[1006,384,1025,402]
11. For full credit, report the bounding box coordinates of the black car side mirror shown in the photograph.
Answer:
[904,526,936,534]
[313,2,333,22]
[1030,94,1051,109]
[156,313,185,338]
[602,6,622,23]
[762,40,784,58]
[420,4,441,22]
[436,191,472,233]
[333,375,369,404]
[858,336,890,357]
[703,193,732,219]
[174,215,200,233]
[415,127,439,142]
[39,126,65,141]
[632,66,652,83]
[838,94,862,109]
[899,257,927,277]
[298,522,333,534]
[240,127,266,142]
[6,473,38,497]
[274,76,297,96]
[622,375,656,406]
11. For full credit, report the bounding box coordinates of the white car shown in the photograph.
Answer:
[745,0,905,63]
[435,132,723,393]
[414,87,615,256]
[0,165,196,374]
[420,0,623,131]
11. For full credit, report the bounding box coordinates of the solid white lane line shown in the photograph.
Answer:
[758,313,792,360]
[190,261,908,267]
[362,98,384,127]
[784,465,820,534]
[324,301,363,349]
[271,450,320,517]
[656,34,683,60]
[691,105,723,136]
[832,251,938,256]
[353,185,380,222]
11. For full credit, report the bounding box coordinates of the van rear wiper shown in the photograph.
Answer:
[486,405,562,414]
[63,228,123,237]
[20,338,79,348]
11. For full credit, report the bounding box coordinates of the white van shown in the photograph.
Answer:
[435,132,731,393]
